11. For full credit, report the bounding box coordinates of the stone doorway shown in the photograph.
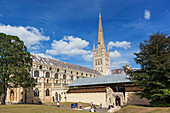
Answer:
[115,96,121,106]
[20,92,23,103]
[10,90,14,102]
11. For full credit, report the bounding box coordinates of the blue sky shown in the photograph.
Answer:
[0,0,170,69]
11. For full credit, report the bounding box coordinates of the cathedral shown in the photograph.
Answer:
[5,11,147,107]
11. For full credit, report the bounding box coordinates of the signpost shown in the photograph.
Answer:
[71,103,78,109]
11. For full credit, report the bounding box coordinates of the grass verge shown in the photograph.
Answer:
[0,104,89,113]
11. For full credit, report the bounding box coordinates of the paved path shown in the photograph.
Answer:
[95,108,108,113]
[47,105,109,113]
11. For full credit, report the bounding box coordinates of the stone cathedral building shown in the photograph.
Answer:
[5,11,147,107]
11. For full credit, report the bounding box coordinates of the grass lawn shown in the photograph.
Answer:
[115,105,170,113]
[0,104,89,113]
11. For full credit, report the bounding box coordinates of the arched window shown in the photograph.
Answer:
[34,70,39,77]
[57,68,59,72]
[71,75,73,80]
[46,89,49,96]
[46,72,50,78]
[47,79,49,83]
[81,73,83,76]
[56,80,58,84]
[63,74,66,80]
[77,72,78,75]
[36,78,38,82]
[64,70,66,73]
[71,71,73,74]
[39,65,42,69]
[34,88,39,97]
[55,73,58,79]
[55,92,58,101]
[59,94,61,101]
[49,67,52,70]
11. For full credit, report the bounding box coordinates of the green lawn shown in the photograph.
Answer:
[0,104,89,113]
[115,105,170,113]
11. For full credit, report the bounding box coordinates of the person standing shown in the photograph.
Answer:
[100,103,102,108]
[52,96,55,106]
[79,101,82,109]
[91,102,93,108]
[57,101,60,107]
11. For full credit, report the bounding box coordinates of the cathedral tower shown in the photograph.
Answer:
[93,11,110,75]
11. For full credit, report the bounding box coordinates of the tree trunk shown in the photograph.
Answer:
[1,79,7,105]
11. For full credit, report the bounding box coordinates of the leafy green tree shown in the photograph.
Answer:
[0,80,2,96]
[0,33,35,105]
[130,32,170,106]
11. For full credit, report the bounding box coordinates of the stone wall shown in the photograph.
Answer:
[66,92,106,106]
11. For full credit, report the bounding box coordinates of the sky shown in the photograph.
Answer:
[0,0,170,69]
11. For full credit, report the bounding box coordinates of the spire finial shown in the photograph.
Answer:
[93,44,95,52]
[99,10,101,19]
[107,44,109,52]
[125,63,128,68]
[129,65,132,70]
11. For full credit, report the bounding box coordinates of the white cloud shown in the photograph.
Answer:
[83,53,93,61]
[108,41,131,49]
[110,50,121,59]
[31,45,40,50]
[0,24,50,48]
[46,36,91,57]
[111,61,129,68]
[144,9,151,20]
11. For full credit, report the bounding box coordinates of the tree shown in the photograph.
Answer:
[0,80,2,96]
[0,33,35,105]
[130,32,170,106]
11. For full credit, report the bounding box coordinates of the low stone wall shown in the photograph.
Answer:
[126,92,150,105]
[66,92,106,106]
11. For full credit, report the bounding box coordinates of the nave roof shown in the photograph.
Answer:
[31,54,101,75]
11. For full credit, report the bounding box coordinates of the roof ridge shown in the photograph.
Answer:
[31,54,101,75]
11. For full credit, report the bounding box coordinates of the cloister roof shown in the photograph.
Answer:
[67,74,132,87]
[31,54,101,75]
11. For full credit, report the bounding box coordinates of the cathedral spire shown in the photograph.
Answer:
[97,10,106,53]
[93,11,110,75]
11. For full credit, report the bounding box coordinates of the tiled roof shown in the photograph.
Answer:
[31,54,101,75]
[111,68,126,75]
[67,74,132,87]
